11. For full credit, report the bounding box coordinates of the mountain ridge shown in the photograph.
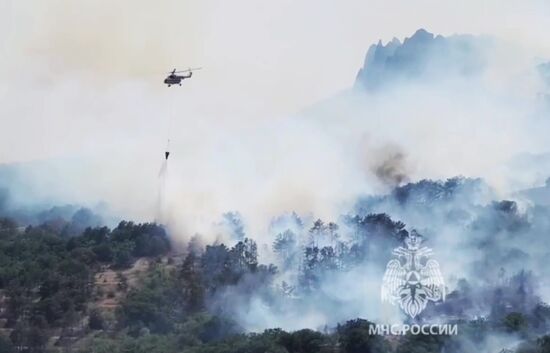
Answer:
[355,28,489,90]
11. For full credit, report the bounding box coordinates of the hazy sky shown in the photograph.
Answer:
[1,1,550,156]
[1,0,550,226]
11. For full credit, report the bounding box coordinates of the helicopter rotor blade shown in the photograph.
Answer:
[172,67,202,73]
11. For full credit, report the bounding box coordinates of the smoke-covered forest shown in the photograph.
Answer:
[0,176,550,353]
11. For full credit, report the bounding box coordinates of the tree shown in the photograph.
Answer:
[113,242,134,269]
[319,246,337,271]
[338,319,389,353]
[537,335,550,353]
[179,253,205,312]
[503,312,528,334]
[308,219,327,247]
[0,336,14,353]
[327,222,339,246]
[89,308,104,330]
[27,326,48,353]
[230,238,258,272]
[300,246,320,292]
[200,244,232,289]
[0,217,17,240]
[9,323,26,352]
[93,243,113,262]
[279,329,325,353]
[273,230,297,269]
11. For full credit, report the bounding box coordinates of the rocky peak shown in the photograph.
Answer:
[355,29,487,90]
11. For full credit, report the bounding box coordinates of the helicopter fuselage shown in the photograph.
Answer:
[164,73,192,87]
[164,76,182,86]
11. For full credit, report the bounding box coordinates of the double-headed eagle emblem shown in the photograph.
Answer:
[381,231,445,318]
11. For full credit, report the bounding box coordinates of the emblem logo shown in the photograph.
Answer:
[381,230,445,318]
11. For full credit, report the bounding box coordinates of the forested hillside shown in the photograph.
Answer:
[0,177,549,353]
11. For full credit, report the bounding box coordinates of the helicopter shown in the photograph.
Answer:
[164,68,201,87]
